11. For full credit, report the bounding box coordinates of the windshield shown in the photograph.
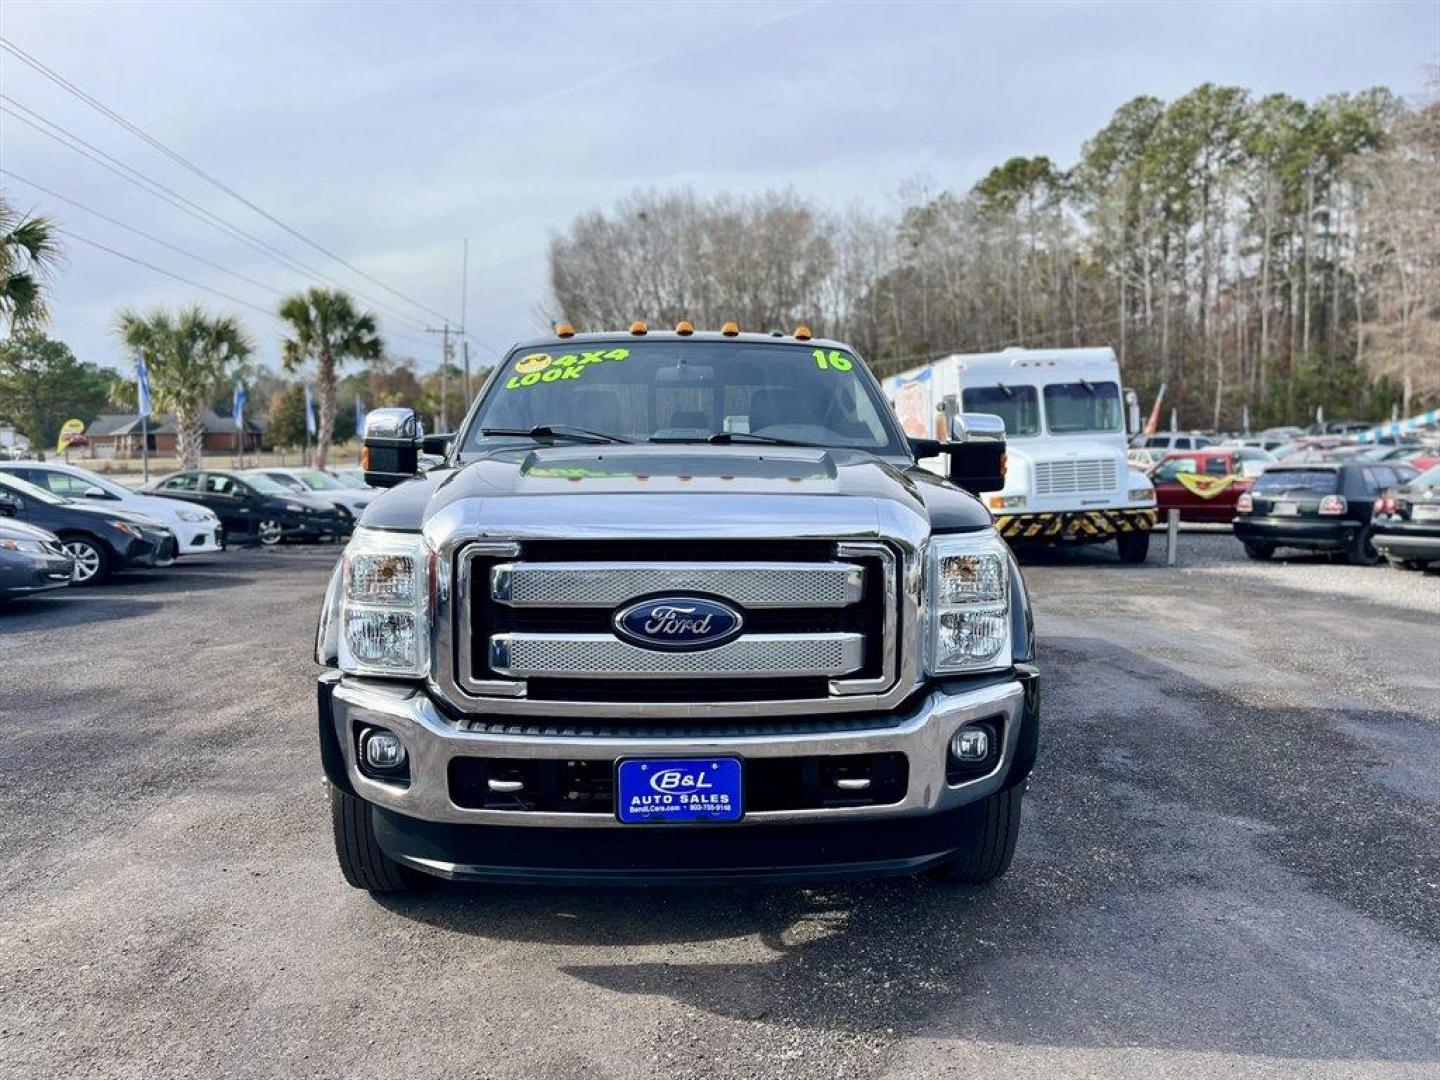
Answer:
[246,475,293,496]
[1253,469,1339,495]
[330,467,369,488]
[299,470,344,491]
[1152,458,1200,481]
[962,385,1040,437]
[1412,465,1440,487]
[462,340,905,454]
[1043,382,1123,434]
[0,473,66,505]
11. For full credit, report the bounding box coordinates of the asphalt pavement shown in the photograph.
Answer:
[1,534,1436,1080]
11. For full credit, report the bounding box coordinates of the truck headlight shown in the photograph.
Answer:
[926,530,1012,676]
[1128,486,1155,504]
[337,528,432,677]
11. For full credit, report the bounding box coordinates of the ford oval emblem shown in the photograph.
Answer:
[613,596,744,651]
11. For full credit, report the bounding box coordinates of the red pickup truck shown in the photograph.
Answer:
[1149,450,1255,523]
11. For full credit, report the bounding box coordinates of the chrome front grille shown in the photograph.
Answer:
[490,632,864,680]
[451,539,899,710]
[1034,458,1118,496]
[491,561,863,608]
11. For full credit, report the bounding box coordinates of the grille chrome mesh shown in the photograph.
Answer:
[491,632,864,680]
[492,561,863,608]
[1034,458,1119,496]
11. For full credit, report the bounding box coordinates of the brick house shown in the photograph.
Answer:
[84,411,264,458]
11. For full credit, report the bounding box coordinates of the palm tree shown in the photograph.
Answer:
[278,288,383,468]
[1,195,62,329]
[116,306,253,469]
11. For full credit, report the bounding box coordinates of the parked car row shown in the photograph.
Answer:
[142,468,353,546]
[1226,460,1439,571]
[0,460,375,600]
[1134,432,1439,573]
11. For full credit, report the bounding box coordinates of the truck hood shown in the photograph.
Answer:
[361,444,992,538]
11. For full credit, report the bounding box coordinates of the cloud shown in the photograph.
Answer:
[1,0,1434,373]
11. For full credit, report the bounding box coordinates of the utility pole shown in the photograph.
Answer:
[460,239,472,407]
[425,323,454,431]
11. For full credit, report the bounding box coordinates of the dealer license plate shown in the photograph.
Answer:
[1275,501,1299,516]
[616,758,743,824]
[1413,504,1440,522]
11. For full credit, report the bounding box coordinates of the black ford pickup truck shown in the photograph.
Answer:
[315,326,1039,889]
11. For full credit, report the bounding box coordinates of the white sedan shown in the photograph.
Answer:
[248,467,373,519]
[0,461,223,555]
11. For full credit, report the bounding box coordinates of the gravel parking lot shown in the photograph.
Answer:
[1,534,1436,1080]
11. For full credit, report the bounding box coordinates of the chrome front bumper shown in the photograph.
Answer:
[328,675,1027,828]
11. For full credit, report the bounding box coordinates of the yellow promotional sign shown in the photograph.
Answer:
[56,418,86,454]
[1176,473,1237,500]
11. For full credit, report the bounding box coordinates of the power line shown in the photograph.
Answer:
[0,36,456,327]
[2,167,284,298]
[0,96,438,338]
[57,228,444,366]
[1,172,439,358]
[57,228,283,321]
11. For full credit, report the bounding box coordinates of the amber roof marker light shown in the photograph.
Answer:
[555,322,576,339]
[675,320,694,336]
[721,321,740,337]
[793,325,813,341]
[630,320,649,335]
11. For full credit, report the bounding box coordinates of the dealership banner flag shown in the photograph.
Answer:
[135,356,153,416]
[305,385,317,438]
[232,383,246,430]
[355,397,366,438]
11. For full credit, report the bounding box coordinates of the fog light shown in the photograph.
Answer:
[361,728,407,770]
[950,726,990,762]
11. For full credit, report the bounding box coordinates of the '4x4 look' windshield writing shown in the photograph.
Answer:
[464,341,906,454]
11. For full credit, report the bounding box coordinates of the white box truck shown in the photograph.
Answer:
[883,347,1157,562]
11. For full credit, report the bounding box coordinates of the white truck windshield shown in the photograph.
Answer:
[962,385,1041,437]
[1043,382,1123,434]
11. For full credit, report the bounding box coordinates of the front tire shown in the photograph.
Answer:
[329,786,417,893]
[256,519,284,546]
[1116,531,1150,563]
[924,783,1023,885]
[61,535,110,585]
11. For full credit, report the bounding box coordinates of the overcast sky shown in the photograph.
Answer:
[2,0,1436,379]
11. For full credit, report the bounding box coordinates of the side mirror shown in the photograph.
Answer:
[361,408,422,488]
[1123,388,1141,436]
[421,433,453,457]
[82,485,114,500]
[946,412,1007,497]
[0,497,16,517]
[908,437,943,460]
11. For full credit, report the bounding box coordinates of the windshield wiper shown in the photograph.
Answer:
[648,431,814,448]
[480,425,632,444]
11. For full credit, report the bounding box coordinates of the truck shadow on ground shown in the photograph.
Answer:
[376,639,1440,1064]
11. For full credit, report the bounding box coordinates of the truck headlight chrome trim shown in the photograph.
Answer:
[337,528,432,677]
[926,530,1012,676]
